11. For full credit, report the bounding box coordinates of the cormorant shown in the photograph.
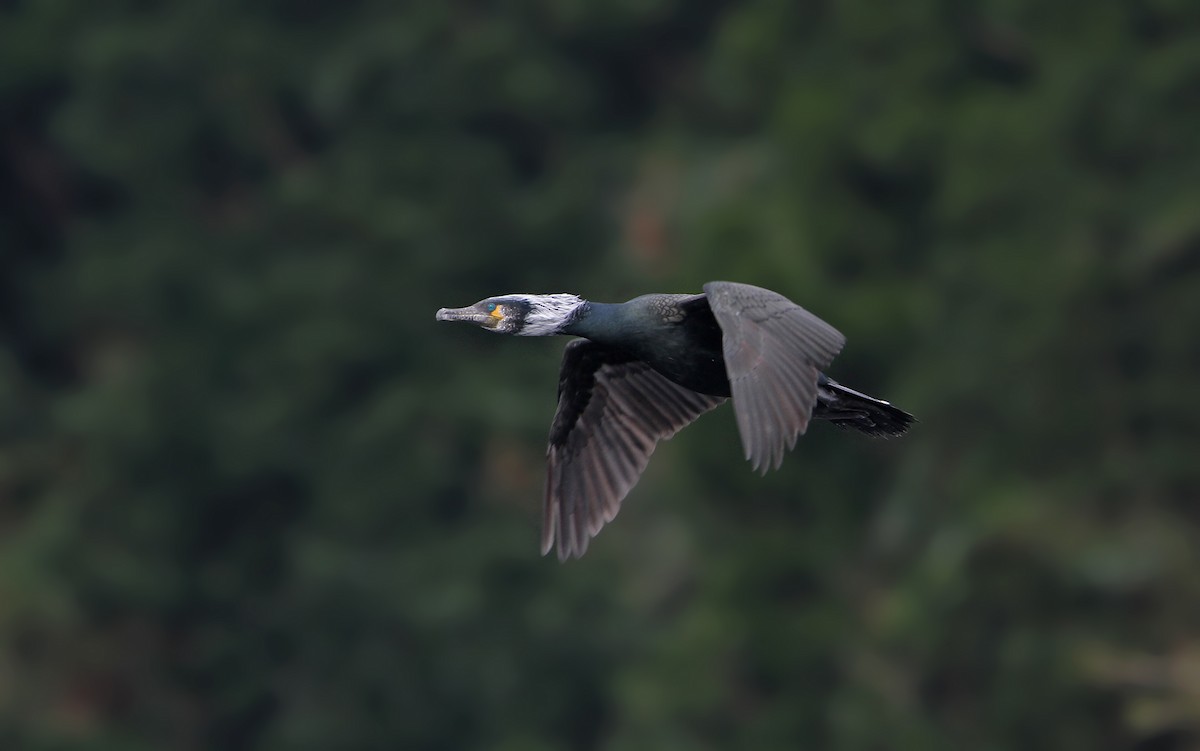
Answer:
[436,281,913,560]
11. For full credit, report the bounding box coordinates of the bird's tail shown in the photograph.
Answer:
[814,377,914,438]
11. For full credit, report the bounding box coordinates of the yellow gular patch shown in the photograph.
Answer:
[489,306,505,319]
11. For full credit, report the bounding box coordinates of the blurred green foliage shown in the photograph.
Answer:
[2,1,1199,749]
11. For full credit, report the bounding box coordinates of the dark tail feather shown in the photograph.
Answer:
[814,377,914,438]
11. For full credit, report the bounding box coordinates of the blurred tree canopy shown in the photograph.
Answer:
[2,1,1199,749]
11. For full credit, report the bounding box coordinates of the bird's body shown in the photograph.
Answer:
[567,295,729,396]
[436,281,913,560]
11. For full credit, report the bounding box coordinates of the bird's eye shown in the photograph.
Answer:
[487,302,504,319]
[486,303,496,312]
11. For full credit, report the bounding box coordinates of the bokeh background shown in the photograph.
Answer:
[3,1,1199,749]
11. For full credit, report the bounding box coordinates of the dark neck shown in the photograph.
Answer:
[562,301,625,341]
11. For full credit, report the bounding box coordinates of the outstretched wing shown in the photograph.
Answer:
[702,281,845,473]
[544,339,726,560]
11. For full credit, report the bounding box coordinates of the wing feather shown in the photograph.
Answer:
[543,340,726,560]
[703,281,846,473]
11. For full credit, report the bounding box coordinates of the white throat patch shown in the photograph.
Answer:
[510,293,584,336]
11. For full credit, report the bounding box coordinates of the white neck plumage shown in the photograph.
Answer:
[511,294,586,336]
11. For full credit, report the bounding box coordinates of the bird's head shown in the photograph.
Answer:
[435,293,584,336]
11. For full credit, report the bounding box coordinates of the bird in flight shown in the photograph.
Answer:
[436,281,913,560]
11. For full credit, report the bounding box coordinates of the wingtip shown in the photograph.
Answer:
[549,535,587,562]
[541,510,588,562]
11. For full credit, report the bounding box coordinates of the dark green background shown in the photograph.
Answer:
[2,1,1198,749]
